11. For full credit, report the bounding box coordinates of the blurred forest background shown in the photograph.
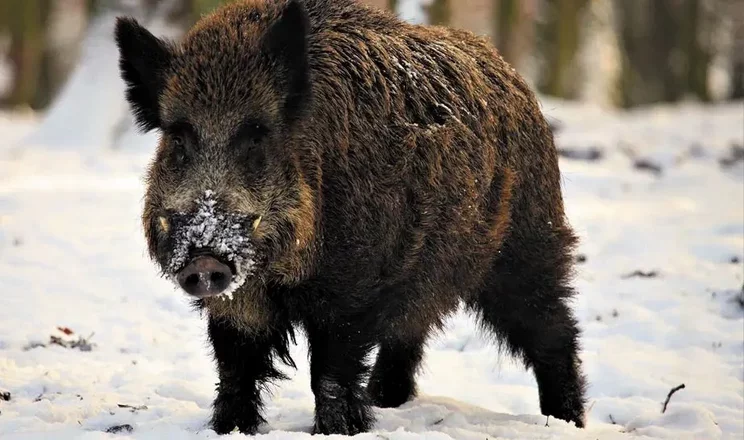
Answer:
[0,0,742,113]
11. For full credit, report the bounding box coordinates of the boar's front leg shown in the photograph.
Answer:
[207,316,291,434]
[305,320,376,435]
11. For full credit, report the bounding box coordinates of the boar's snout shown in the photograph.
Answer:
[176,254,234,297]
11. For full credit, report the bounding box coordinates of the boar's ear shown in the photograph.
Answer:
[115,17,173,132]
[263,0,311,121]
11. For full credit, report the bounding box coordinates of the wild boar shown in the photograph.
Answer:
[115,0,587,434]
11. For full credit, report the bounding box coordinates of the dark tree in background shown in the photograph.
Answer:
[614,0,729,107]
[535,0,588,99]
[723,0,743,99]
[426,0,450,26]
[1,0,52,109]
[0,0,741,110]
[492,0,537,72]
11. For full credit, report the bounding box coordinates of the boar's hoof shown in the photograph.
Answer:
[313,389,374,435]
[210,393,264,435]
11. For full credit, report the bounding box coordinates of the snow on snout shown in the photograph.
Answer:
[167,190,256,300]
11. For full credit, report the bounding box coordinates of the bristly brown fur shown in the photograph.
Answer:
[116,0,587,435]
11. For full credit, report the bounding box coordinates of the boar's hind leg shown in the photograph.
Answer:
[208,316,294,434]
[470,236,587,428]
[305,320,376,435]
[367,331,428,408]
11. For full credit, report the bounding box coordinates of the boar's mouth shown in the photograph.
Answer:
[165,190,257,299]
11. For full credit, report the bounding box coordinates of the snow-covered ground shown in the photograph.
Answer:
[0,98,742,440]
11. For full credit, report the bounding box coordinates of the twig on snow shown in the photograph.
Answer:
[106,424,133,434]
[633,158,663,176]
[622,270,659,279]
[117,403,148,412]
[50,332,96,351]
[586,400,596,414]
[662,384,686,413]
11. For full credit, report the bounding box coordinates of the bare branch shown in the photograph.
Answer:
[662,384,686,413]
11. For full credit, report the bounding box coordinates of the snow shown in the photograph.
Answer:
[0,98,742,440]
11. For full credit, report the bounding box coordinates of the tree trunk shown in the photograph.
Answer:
[730,0,744,98]
[492,0,536,71]
[575,0,623,107]
[3,0,52,110]
[616,0,676,107]
[495,0,518,56]
[450,0,492,38]
[39,0,89,110]
[683,0,711,102]
[616,0,719,107]
[537,0,588,99]
[426,0,450,25]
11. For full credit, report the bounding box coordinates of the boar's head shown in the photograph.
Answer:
[115,0,317,299]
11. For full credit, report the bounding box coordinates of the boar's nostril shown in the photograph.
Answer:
[210,271,226,284]
[176,255,233,297]
[185,273,200,287]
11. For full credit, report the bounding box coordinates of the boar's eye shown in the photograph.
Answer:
[171,134,187,164]
[238,122,268,146]
[234,122,268,174]
[172,134,184,148]
[165,122,195,166]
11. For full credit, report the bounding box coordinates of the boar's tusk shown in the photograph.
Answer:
[158,216,170,233]
[252,215,263,232]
